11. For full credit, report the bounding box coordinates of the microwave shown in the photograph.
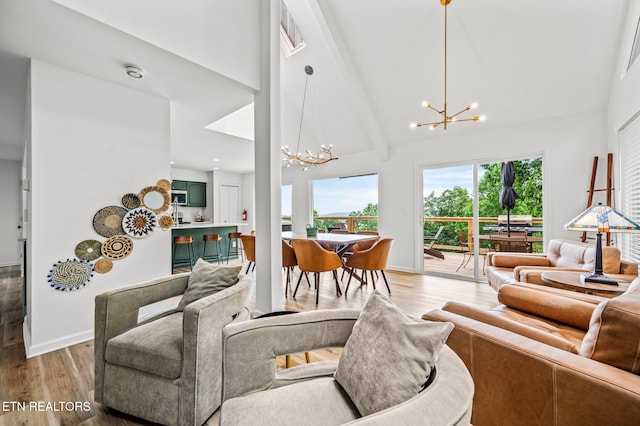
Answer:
[171,190,188,205]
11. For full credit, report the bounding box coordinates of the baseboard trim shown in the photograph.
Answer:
[386,265,415,274]
[24,323,93,359]
[0,261,20,268]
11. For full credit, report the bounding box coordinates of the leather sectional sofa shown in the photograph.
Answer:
[424,278,640,426]
[486,239,638,291]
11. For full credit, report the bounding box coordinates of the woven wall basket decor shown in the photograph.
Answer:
[138,186,170,214]
[156,179,171,192]
[101,235,133,260]
[93,206,128,238]
[121,193,141,210]
[48,259,93,291]
[123,208,157,238]
[94,258,113,274]
[74,239,102,261]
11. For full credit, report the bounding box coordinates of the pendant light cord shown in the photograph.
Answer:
[295,74,310,155]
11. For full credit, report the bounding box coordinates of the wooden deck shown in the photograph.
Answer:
[423,250,489,279]
[1,263,498,425]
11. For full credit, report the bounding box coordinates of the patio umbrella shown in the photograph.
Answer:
[499,161,519,236]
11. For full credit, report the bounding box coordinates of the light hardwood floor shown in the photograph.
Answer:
[0,263,498,425]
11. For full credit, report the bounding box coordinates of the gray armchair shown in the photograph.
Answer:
[220,309,473,425]
[94,272,251,426]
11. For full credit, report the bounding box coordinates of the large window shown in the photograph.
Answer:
[281,184,292,219]
[312,174,378,232]
[619,113,640,263]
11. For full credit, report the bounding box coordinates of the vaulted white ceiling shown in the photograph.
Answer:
[0,0,631,172]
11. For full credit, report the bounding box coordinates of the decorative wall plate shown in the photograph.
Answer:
[156,179,171,192]
[121,193,141,209]
[94,258,113,274]
[93,206,128,237]
[75,239,102,261]
[48,259,93,291]
[158,214,174,230]
[101,235,133,260]
[123,208,157,238]
[138,186,170,214]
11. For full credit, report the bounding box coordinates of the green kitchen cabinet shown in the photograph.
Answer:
[171,179,187,191]
[187,181,206,207]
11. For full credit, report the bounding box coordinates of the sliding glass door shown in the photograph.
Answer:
[422,156,543,280]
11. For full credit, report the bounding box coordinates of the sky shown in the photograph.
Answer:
[423,164,487,197]
[281,174,378,216]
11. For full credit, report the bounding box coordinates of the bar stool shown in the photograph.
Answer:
[173,235,195,272]
[202,234,223,265]
[227,232,244,263]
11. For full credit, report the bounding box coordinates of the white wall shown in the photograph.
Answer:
[283,109,608,273]
[0,159,21,266]
[608,1,640,195]
[26,60,171,357]
[170,167,213,222]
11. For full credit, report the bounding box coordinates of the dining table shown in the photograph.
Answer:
[281,231,379,257]
[282,231,380,285]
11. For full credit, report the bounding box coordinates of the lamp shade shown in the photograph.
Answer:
[564,204,640,233]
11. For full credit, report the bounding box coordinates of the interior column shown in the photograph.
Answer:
[253,0,283,314]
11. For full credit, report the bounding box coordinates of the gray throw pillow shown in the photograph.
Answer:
[334,290,454,417]
[177,259,241,311]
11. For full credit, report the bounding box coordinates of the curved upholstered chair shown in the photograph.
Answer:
[292,239,343,304]
[219,309,473,425]
[344,238,394,294]
[94,272,252,426]
[240,234,256,274]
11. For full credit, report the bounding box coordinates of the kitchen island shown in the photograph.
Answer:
[171,222,247,268]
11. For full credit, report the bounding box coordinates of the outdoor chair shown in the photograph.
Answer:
[423,226,445,259]
[456,231,489,273]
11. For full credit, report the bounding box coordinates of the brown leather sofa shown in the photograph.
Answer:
[423,278,640,426]
[486,239,638,291]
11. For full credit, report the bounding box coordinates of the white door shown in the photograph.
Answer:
[220,184,240,223]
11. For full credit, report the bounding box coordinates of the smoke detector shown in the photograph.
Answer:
[125,65,145,79]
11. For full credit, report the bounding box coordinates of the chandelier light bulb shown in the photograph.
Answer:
[422,101,430,108]
[470,102,478,109]
[479,115,486,122]
[410,122,417,129]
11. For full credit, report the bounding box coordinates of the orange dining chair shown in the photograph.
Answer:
[344,238,394,294]
[282,240,310,296]
[291,239,343,305]
[240,234,256,274]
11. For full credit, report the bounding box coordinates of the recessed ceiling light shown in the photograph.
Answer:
[170,161,175,165]
[213,167,219,170]
[213,158,220,162]
[125,64,145,79]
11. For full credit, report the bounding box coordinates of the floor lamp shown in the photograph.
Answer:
[565,203,640,285]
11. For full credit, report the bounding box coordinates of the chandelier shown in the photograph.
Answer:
[282,65,338,170]
[410,0,485,131]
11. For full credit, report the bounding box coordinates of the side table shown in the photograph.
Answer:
[541,271,629,298]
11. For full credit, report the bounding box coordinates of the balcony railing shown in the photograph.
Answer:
[284,215,543,252]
